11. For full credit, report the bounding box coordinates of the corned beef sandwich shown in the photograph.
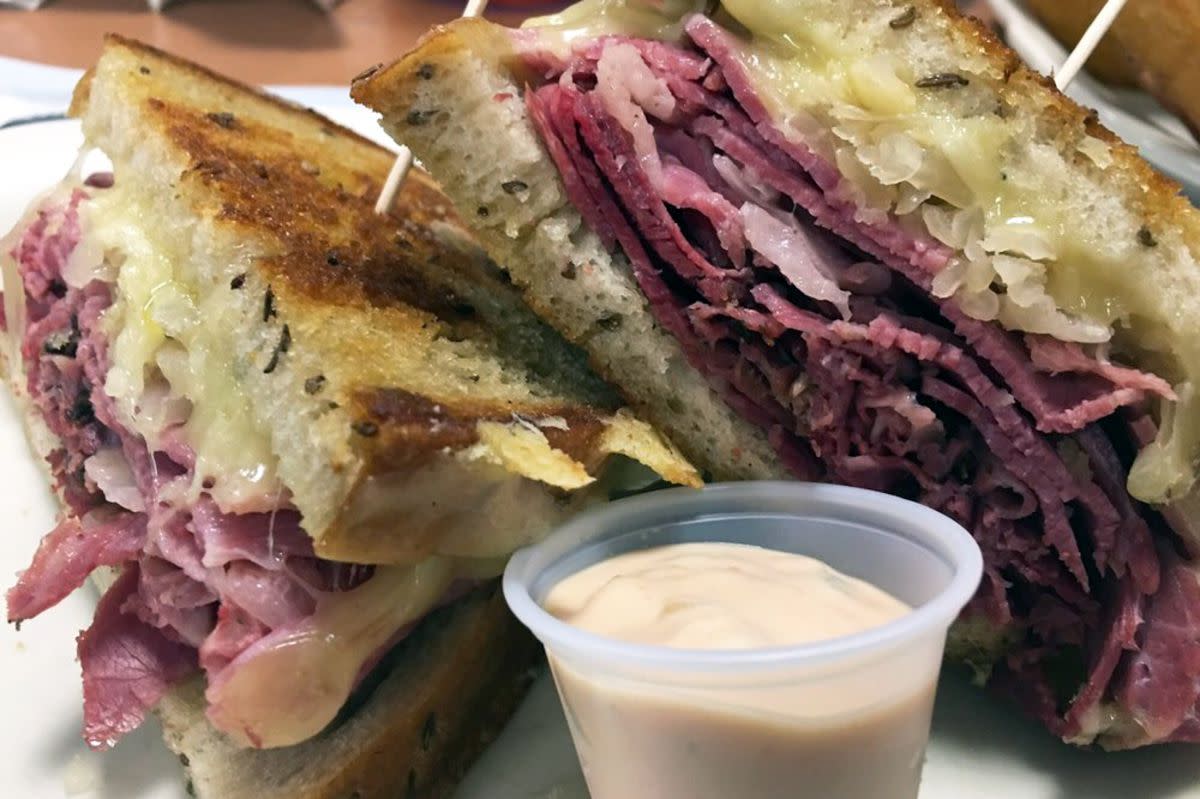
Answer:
[1,35,697,799]
[353,0,1200,748]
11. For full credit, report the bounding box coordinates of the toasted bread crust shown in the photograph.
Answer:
[923,1,1197,221]
[348,386,608,470]
[70,35,387,152]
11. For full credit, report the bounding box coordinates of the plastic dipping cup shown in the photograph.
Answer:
[503,482,983,799]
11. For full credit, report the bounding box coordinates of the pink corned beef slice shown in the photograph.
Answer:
[3,181,384,749]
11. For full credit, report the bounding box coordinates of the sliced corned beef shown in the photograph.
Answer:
[1076,425,1162,595]
[7,511,145,623]
[22,281,115,514]
[1115,554,1200,746]
[78,565,196,750]
[6,185,394,749]
[14,188,87,323]
[1062,575,1144,740]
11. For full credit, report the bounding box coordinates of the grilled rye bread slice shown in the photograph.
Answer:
[353,18,786,482]
[68,34,696,566]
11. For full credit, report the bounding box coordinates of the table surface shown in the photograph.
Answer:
[0,0,993,87]
[0,0,551,86]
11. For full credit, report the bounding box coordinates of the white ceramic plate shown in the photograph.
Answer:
[4,115,1200,799]
[988,0,1200,203]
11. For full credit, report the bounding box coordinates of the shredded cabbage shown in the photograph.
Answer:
[855,130,925,186]
[997,295,1112,344]
[742,203,852,319]
[84,449,145,512]
[823,103,1118,346]
[782,107,837,162]
[63,206,111,290]
[921,204,980,251]
[981,222,1058,261]
[992,255,1048,308]
[833,148,894,225]
[1130,386,1199,503]
[894,184,932,216]
[930,258,967,299]
[713,154,780,206]
[959,289,1001,321]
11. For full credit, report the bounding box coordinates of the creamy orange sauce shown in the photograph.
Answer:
[542,543,934,799]
[544,542,910,649]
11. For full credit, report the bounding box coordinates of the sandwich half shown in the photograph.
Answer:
[1,35,698,798]
[355,0,1200,749]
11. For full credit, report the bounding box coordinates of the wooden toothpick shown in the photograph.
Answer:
[373,145,414,216]
[1055,0,1129,91]
[462,0,489,17]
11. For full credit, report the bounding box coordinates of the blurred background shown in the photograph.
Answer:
[0,0,558,85]
[0,0,1196,199]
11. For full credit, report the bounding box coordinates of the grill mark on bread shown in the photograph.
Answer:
[357,388,479,452]
[150,98,567,322]
[348,386,608,466]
